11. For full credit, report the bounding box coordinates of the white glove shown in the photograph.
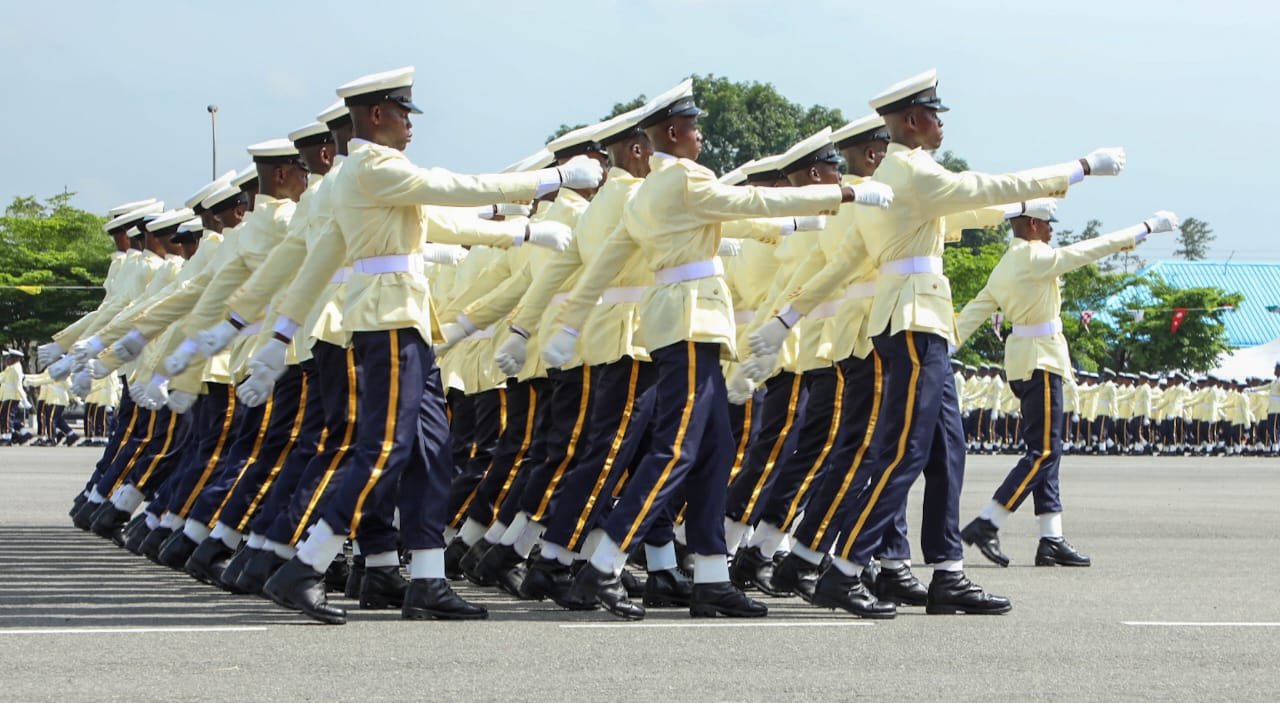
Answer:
[527,221,573,252]
[164,338,201,376]
[70,368,92,399]
[48,354,77,380]
[246,338,289,385]
[37,342,64,368]
[236,375,274,407]
[726,368,755,405]
[168,390,198,414]
[494,333,528,377]
[717,238,743,257]
[852,181,894,209]
[1023,198,1058,221]
[89,358,112,379]
[1143,210,1180,235]
[1085,147,1126,177]
[198,321,240,358]
[793,216,827,232]
[742,353,778,383]
[128,378,147,402]
[557,156,605,190]
[422,243,468,266]
[70,336,105,363]
[139,374,170,410]
[19,398,32,411]
[747,317,792,357]
[477,203,533,219]
[541,327,578,368]
[435,319,475,355]
[110,329,148,362]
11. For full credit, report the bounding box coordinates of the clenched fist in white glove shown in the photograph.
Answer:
[541,327,578,368]
[70,336,105,363]
[748,317,792,358]
[236,375,274,408]
[48,354,77,380]
[246,338,289,386]
[71,367,92,399]
[89,358,112,379]
[422,243,468,266]
[128,378,147,402]
[37,342,64,369]
[139,374,170,410]
[110,329,148,363]
[198,321,240,358]
[726,368,755,405]
[851,180,894,209]
[1085,147,1126,177]
[742,353,778,383]
[435,316,477,355]
[557,155,605,190]
[168,390,198,414]
[494,332,528,377]
[717,238,743,257]
[526,221,573,252]
[1142,210,1180,235]
[164,338,201,376]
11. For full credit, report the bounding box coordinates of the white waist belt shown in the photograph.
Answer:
[879,256,943,276]
[810,301,838,320]
[600,286,646,305]
[1011,320,1063,338]
[655,258,723,285]
[354,254,418,275]
[846,281,877,299]
[735,310,756,325]
[329,267,352,284]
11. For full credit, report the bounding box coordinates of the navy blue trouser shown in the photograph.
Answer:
[992,370,1063,515]
[756,365,842,530]
[245,362,325,536]
[602,341,733,556]
[446,388,506,529]
[447,389,475,478]
[519,365,594,522]
[184,396,270,526]
[319,329,451,554]
[725,371,805,523]
[162,384,240,516]
[832,331,965,566]
[93,405,155,496]
[464,379,546,527]
[127,408,193,494]
[84,384,141,493]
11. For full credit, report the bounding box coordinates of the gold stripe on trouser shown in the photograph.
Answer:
[531,365,592,522]
[108,403,140,464]
[1005,370,1053,510]
[236,375,310,532]
[781,365,845,529]
[116,410,157,496]
[451,388,508,526]
[840,335,920,560]
[492,384,539,515]
[210,393,277,526]
[810,353,881,549]
[740,373,804,520]
[291,348,358,545]
[129,410,179,489]
[350,329,401,538]
[726,398,754,485]
[568,359,639,548]
[622,342,697,550]
[179,385,239,517]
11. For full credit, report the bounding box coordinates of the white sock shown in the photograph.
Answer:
[365,550,399,568]
[351,540,362,557]
[581,528,605,558]
[209,521,230,540]
[183,520,211,543]
[746,521,787,557]
[458,518,488,546]
[500,512,529,547]
[540,541,574,566]
[778,532,792,554]
[673,523,687,545]
[791,541,825,566]
[723,518,748,554]
[589,535,624,576]
[296,519,345,574]
[265,539,296,560]
[880,558,909,570]
[978,500,1012,529]
[831,556,863,577]
[409,548,444,579]
[444,526,457,542]
[246,533,267,550]
[1039,512,1063,539]
[692,554,730,584]
[110,485,145,513]
[645,542,678,572]
[513,521,543,558]
[932,559,964,572]
[483,520,508,545]
[88,487,105,504]
[210,523,242,550]
[392,508,400,530]
[144,513,161,530]
[159,512,183,530]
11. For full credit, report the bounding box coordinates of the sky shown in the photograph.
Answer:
[2,0,1276,261]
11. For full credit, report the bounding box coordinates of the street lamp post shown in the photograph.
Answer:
[207,105,219,179]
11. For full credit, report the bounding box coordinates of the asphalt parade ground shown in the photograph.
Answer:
[1,448,1277,702]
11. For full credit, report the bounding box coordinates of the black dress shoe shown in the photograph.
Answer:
[444,537,468,580]
[90,503,131,540]
[343,556,365,599]
[324,556,351,592]
[459,540,496,586]
[263,557,347,624]
[185,538,233,586]
[156,531,199,571]
[731,547,791,597]
[568,564,644,620]
[475,543,523,590]
[690,582,768,618]
[219,547,255,593]
[123,520,152,554]
[498,560,530,599]
[643,568,693,607]
[1035,537,1091,567]
[772,553,822,604]
[961,517,1010,567]
[619,568,644,598]
[811,570,897,619]
[360,565,409,609]
[402,578,488,620]
[69,493,88,519]
[236,548,286,595]
[140,527,172,562]
[873,564,928,606]
[71,499,99,531]
[925,570,1011,615]
[520,558,577,603]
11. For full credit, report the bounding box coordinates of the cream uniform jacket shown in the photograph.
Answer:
[26,372,71,406]
[860,143,1070,345]
[558,154,843,357]
[1,362,27,402]
[53,249,137,348]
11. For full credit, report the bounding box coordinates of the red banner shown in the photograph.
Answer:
[1170,307,1188,333]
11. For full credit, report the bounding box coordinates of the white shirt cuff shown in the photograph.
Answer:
[272,316,299,340]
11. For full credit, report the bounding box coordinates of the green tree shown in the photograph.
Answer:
[944,241,1009,365]
[1173,216,1215,260]
[1109,274,1240,372]
[0,193,112,353]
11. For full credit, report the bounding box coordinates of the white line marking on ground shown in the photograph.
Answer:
[0,626,268,635]
[560,620,873,630]
[1122,621,1280,628]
